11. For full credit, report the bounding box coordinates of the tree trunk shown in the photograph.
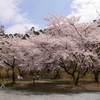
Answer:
[12,66,15,84]
[72,76,79,86]
[4,59,16,84]
[33,76,35,85]
[74,78,79,86]
[54,70,60,79]
[6,69,10,78]
[0,72,2,78]
[93,71,99,83]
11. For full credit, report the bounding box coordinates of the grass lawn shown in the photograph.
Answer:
[4,79,100,93]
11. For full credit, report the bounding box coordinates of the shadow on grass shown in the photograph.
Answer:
[5,80,100,94]
[5,80,73,94]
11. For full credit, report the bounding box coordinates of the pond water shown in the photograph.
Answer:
[0,89,100,100]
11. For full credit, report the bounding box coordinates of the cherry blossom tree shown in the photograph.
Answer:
[85,38,100,82]
[28,13,100,85]
[0,35,34,84]
[0,13,100,86]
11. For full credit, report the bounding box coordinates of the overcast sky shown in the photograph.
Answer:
[0,0,100,34]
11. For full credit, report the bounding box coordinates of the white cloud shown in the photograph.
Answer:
[0,0,40,34]
[5,23,40,34]
[70,0,100,22]
[0,0,23,24]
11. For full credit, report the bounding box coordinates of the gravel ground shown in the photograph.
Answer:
[0,88,100,100]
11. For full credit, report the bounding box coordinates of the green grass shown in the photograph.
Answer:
[5,78,100,93]
[4,79,74,93]
[48,79,71,82]
[8,84,66,93]
[4,79,71,93]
